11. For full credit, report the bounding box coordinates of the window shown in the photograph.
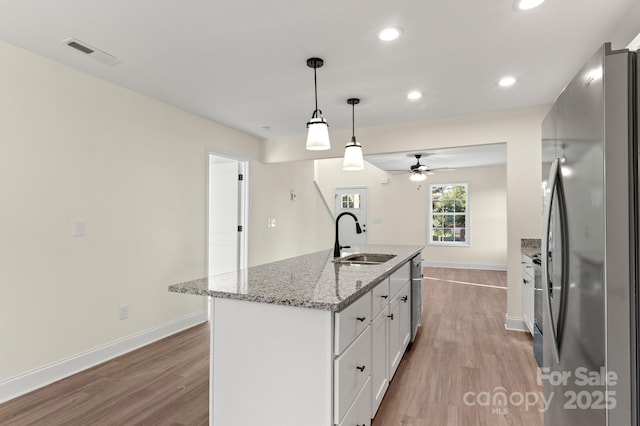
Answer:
[341,193,361,209]
[429,183,469,245]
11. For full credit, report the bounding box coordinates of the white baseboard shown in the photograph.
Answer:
[504,314,528,332]
[423,261,507,271]
[0,311,207,404]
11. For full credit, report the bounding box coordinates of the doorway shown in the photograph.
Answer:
[334,187,368,247]
[207,152,248,313]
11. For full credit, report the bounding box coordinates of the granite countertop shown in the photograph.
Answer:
[169,244,423,312]
[521,238,541,257]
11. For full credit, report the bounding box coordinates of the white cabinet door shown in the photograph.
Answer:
[398,283,412,352]
[521,254,535,335]
[334,327,372,425]
[371,306,389,417]
[388,298,401,379]
[340,377,372,426]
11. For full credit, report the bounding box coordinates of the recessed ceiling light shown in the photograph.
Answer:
[379,28,401,41]
[517,0,544,10]
[498,76,516,87]
[407,91,423,100]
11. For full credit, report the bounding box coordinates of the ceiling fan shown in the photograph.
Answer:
[388,154,454,181]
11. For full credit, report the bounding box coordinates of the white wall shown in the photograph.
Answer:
[0,41,331,386]
[264,106,547,319]
[315,159,507,269]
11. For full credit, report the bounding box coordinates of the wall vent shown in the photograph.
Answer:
[61,38,121,67]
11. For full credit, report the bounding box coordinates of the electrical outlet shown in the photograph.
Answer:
[119,304,129,320]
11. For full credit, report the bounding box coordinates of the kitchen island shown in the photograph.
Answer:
[169,244,423,426]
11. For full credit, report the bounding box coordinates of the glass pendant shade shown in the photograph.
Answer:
[343,139,364,171]
[342,97,364,171]
[306,115,331,150]
[409,171,427,182]
[305,58,330,151]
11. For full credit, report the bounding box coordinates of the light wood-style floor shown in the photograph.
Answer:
[0,267,542,426]
[371,267,542,425]
[0,324,210,425]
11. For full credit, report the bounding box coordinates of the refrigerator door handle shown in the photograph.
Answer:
[542,158,562,365]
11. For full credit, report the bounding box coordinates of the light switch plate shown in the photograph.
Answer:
[73,221,85,237]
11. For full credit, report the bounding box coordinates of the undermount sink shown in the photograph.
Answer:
[333,253,396,265]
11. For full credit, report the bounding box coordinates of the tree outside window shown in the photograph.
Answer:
[430,183,469,245]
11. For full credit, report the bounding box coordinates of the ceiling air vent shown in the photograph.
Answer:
[61,38,121,67]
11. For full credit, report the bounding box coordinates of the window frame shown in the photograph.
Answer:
[428,182,470,247]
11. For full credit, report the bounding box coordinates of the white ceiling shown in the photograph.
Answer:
[0,0,635,145]
[364,144,507,173]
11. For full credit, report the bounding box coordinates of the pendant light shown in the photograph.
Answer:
[305,58,330,150]
[343,98,364,171]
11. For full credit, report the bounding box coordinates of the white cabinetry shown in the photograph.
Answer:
[209,258,415,426]
[334,327,372,424]
[371,304,389,414]
[398,283,412,353]
[371,279,390,415]
[370,268,412,418]
[521,254,535,335]
[389,282,411,379]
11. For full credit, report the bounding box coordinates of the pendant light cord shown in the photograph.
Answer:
[352,102,355,141]
[314,67,318,113]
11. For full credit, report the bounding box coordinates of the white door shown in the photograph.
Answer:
[208,154,246,277]
[334,187,367,248]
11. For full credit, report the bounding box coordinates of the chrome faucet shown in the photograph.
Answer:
[334,212,363,258]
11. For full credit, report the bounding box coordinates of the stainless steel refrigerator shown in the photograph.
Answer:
[541,43,638,425]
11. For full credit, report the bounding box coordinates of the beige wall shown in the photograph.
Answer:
[315,159,507,268]
[0,41,331,382]
[249,160,333,266]
[265,106,548,319]
[422,165,507,268]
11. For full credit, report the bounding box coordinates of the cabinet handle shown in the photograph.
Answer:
[356,365,366,372]
[387,314,394,320]
[401,295,408,303]
[356,316,366,322]
[380,295,388,299]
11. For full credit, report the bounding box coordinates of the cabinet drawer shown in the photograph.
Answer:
[334,326,371,425]
[335,291,372,355]
[521,254,534,279]
[389,262,410,298]
[340,376,372,426]
[371,278,390,318]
